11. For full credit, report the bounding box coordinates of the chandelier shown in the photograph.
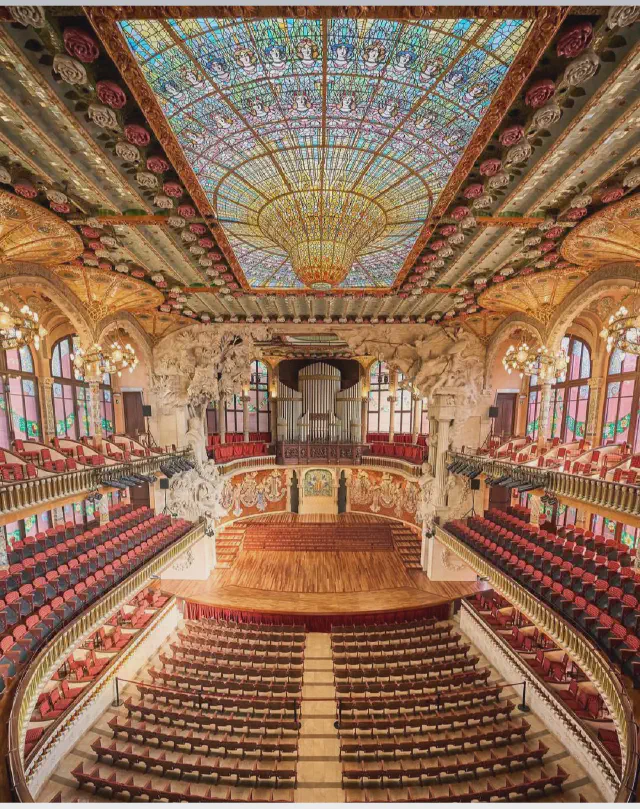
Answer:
[600,295,640,356]
[503,341,567,382]
[72,338,138,379]
[0,301,47,351]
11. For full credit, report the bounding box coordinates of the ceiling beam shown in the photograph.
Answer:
[475,216,544,228]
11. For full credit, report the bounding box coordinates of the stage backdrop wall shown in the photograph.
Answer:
[219,468,288,522]
[347,468,420,527]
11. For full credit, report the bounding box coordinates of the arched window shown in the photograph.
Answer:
[225,393,243,434]
[602,348,640,450]
[394,371,413,435]
[51,335,113,439]
[0,344,41,447]
[527,335,591,442]
[248,360,270,434]
[368,360,390,434]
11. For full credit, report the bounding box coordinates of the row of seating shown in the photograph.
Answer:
[242,522,394,552]
[208,433,271,448]
[366,433,427,447]
[212,442,271,463]
[445,510,640,687]
[0,512,191,696]
[367,443,426,464]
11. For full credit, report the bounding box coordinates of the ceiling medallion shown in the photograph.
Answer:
[0,190,83,266]
[561,193,640,267]
[0,300,48,351]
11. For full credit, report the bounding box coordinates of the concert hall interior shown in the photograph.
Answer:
[0,3,640,804]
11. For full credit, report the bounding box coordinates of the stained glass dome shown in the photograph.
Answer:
[121,15,531,289]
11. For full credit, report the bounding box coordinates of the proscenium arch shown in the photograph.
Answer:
[0,262,95,346]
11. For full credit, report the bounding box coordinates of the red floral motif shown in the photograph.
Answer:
[163,181,183,198]
[189,223,207,235]
[430,239,445,250]
[50,201,70,214]
[557,22,593,59]
[98,261,112,270]
[232,291,243,298]
[81,226,100,239]
[82,250,95,261]
[539,240,556,253]
[208,252,222,261]
[88,240,102,251]
[228,282,239,290]
[546,252,559,263]
[198,238,213,248]
[525,79,555,109]
[96,80,127,110]
[14,181,37,199]
[146,155,170,174]
[124,124,150,146]
[499,125,525,147]
[545,226,563,239]
[421,253,437,262]
[451,205,470,221]
[130,269,145,279]
[155,280,167,288]
[159,304,172,313]
[398,292,408,298]
[493,274,505,283]
[177,204,195,218]
[520,266,535,275]
[565,206,587,220]
[600,186,624,203]
[222,273,234,281]
[462,183,483,199]
[440,224,458,236]
[63,27,99,63]
[479,158,502,177]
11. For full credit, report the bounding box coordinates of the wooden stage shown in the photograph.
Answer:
[162,516,480,618]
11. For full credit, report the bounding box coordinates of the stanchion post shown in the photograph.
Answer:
[113,677,120,707]
[518,681,530,712]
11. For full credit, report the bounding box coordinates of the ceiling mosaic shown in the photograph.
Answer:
[120,15,532,290]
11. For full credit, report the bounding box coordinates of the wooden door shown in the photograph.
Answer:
[123,391,145,438]
[494,392,517,440]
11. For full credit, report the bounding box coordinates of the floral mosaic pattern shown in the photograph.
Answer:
[120,16,531,289]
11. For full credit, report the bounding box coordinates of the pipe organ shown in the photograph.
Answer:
[277,361,361,442]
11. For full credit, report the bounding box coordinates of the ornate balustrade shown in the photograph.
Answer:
[217,454,277,476]
[0,448,194,518]
[447,450,640,518]
[434,524,638,802]
[8,519,205,800]
[276,440,365,466]
[361,454,423,477]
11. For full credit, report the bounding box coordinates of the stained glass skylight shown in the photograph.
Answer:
[121,15,532,289]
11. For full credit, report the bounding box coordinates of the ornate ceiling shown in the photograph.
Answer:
[0,6,638,339]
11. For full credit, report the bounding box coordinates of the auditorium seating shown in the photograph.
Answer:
[331,615,568,801]
[366,433,427,448]
[444,507,640,688]
[212,441,270,463]
[72,617,302,802]
[242,522,394,552]
[0,506,192,697]
[366,442,425,464]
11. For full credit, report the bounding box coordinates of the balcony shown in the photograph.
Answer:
[447,450,640,518]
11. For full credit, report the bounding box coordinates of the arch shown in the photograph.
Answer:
[546,263,638,351]
[96,312,154,372]
[484,313,544,390]
[0,262,94,345]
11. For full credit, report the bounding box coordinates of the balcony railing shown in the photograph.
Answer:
[434,524,637,802]
[8,519,205,801]
[361,454,423,477]
[447,450,640,518]
[0,448,194,517]
[217,454,277,476]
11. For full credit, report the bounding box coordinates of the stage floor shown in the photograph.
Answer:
[162,548,480,617]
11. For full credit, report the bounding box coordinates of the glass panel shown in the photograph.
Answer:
[5,348,20,372]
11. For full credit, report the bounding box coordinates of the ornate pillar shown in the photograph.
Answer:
[411,394,421,444]
[388,369,397,442]
[269,364,278,444]
[88,379,103,441]
[242,394,250,442]
[218,396,226,443]
[39,376,55,442]
[360,396,368,444]
[537,381,553,448]
[586,376,604,445]
[429,391,457,513]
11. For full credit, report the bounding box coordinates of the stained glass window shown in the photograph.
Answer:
[602,347,640,451]
[368,360,390,434]
[121,15,531,289]
[0,344,41,445]
[249,360,270,435]
[394,372,413,435]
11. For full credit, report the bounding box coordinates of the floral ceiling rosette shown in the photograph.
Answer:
[119,15,532,290]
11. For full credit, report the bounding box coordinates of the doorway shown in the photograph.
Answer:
[337,471,347,513]
[123,391,145,439]
[290,471,299,513]
[494,392,517,441]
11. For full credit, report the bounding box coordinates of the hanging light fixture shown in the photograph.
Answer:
[71,337,138,379]
[503,341,567,382]
[0,301,47,351]
[600,292,640,356]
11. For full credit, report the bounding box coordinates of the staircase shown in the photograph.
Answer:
[215,524,245,568]
[242,522,394,552]
[391,525,423,570]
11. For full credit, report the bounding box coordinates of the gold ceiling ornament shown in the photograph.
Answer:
[133,308,191,344]
[53,264,164,323]
[600,264,640,356]
[561,193,640,268]
[0,189,82,266]
[477,267,590,324]
[0,300,47,351]
[459,311,505,346]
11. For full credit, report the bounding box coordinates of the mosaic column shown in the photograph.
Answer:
[387,395,396,442]
[218,396,226,443]
[537,381,553,447]
[268,364,278,444]
[429,392,457,510]
[242,394,250,442]
[586,376,604,444]
[39,376,56,441]
[0,525,8,569]
[88,379,103,441]
[360,396,368,444]
[411,394,421,444]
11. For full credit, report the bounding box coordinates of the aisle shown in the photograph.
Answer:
[295,633,343,803]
